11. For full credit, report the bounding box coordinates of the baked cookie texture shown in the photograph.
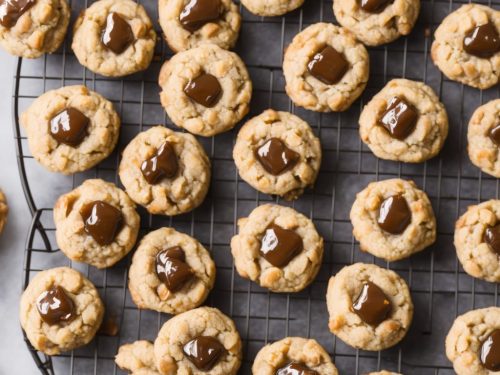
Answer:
[21,85,120,175]
[467,99,500,178]
[128,227,216,315]
[233,109,322,200]
[72,0,156,77]
[54,179,140,268]
[0,0,70,58]
[283,23,369,112]
[159,44,252,137]
[252,337,338,375]
[333,0,420,46]
[230,204,324,293]
[241,0,304,17]
[119,126,211,216]
[446,307,500,375]
[154,307,242,375]
[0,189,7,234]
[159,0,241,52]
[20,267,104,355]
[116,340,160,375]
[431,4,500,90]
[454,199,500,283]
[350,178,436,262]
[326,263,413,351]
[359,79,448,163]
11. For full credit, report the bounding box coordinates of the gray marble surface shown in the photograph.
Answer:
[0,52,39,374]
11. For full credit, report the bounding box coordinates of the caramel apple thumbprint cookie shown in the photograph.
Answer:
[128,227,216,315]
[231,204,324,293]
[455,199,500,283]
[20,267,104,355]
[359,79,448,163]
[54,179,140,268]
[21,85,120,175]
[431,4,499,90]
[119,126,211,216]
[154,307,242,375]
[72,0,156,77]
[233,109,321,201]
[283,23,369,112]
[446,307,500,375]
[159,0,241,52]
[350,178,436,262]
[158,44,252,137]
[252,337,338,375]
[326,263,413,351]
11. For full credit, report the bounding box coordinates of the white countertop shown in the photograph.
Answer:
[0,51,40,374]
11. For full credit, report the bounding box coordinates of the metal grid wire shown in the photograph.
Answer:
[12,0,500,373]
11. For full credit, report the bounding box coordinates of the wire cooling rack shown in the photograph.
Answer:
[13,0,500,374]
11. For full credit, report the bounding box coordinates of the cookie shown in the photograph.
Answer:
[128,227,216,315]
[19,267,104,355]
[467,99,500,178]
[350,178,436,262]
[333,0,420,46]
[326,263,413,351]
[21,85,120,175]
[72,0,156,77]
[119,126,211,216]
[153,307,242,375]
[0,0,70,58]
[233,109,322,201]
[158,0,241,52]
[0,189,7,234]
[240,0,303,17]
[252,337,338,375]
[454,199,500,283]
[116,340,160,375]
[431,4,500,90]
[54,179,140,269]
[230,204,324,293]
[359,79,448,163]
[158,44,252,137]
[283,23,369,112]
[446,307,500,375]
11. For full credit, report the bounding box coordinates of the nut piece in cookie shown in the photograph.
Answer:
[0,188,8,235]
[119,126,211,216]
[467,99,500,178]
[72,0,156,77]
[446,307,500,375]
[159,44,252,137]
[128,227,216,314]
[154,307,242,375]
[20,267,105,355]
[21,85,121,175]
[233,109,322,200]
[0,0,71,58]
[54,179,140,268]
[116,340,160,375]
[454,199,500,283]
[252,337,338,375]
[333,0,420,46]
[283,23,369,112]
[159,0,241,52]
[350,178,436,262]
[431,4,500,90]
[230,204,324,293]
[359,79,448,163]
[240,0,304,17]
[326,263,413,351]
